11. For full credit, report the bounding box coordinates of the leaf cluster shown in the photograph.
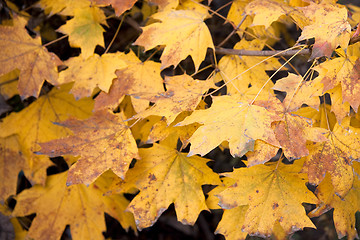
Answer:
[1,0,360,239]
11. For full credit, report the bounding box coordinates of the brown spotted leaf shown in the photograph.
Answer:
[313,42,360,110]
[302,119,360,197]
[94,0,137,16]
[94,51,164,111]
[0,135,26,203]
[298,2,351,59]
[309,170,360,240]
[38,110,139,185]
[0,17,61,98]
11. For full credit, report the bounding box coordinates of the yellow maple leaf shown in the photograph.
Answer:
[245,0,296,29]
[216,160,318,237]
[58,52,127,99]
[148,111,200,148]
[12,171,136,240]
[178,95,282,157]
[326,84,351,123]
[40,0,90,15]
[272,73,322,112]
[38,110,139,185]
[58,6,107,58]
[216,206,249,240]
[134,74,214,124]
[122,143,221,230]
[302,119,360,196]
[0,17,61,98]
[293,104,337,131]
[94,51,164,111]
[0,70,19,100]
[312,42,360,110]
[0,135,26,203]
[298,2,351,59]
[134,9,214,71]
[309,171,360,240]
[245,140,279,166]
[0,84,93,153]
[0,83,93,184]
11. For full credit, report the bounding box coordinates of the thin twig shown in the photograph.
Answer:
[104,14,126,54]
[215,47,311,57]
[217,14,247,48]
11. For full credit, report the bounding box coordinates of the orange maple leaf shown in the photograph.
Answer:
[94,0,137,16]
[301,119,360,197]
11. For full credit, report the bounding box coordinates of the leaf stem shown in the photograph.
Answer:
[42,34,68,47]
[104,14,126,54]
[250,45,306,105]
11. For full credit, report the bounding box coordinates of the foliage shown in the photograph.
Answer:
[1,0,360,239]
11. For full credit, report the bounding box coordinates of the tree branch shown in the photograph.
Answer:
[215,47,311,57]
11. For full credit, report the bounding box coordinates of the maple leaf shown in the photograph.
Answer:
[0,17,61,98]
[121,143,221,230]
[326,84,351,123]
[134,9,214,71]
[216,160,318,237]
[227,0,252,34]
[134,74,214,124]
[272,73,322,112]
[147,0,179,11]
[273,113,328,159]
[0,83,93,184]
[0,70,19,100]
[245,140,279,166]
[12,171,136,240]
[0,135,26,203]
[297,2,351,59]
[94,51,164,111]
[312,42,360,110]
[147,111,200,148]
[58,52,127,99]
[38,110,139,185]
[215,206,249,240]
[39,0,90,16]
[94,0,137,16]
[215,39,281,96]
[257,98,329,160]
[309,171,360,240]
[244,0,296,29]
[301,119,360,196]
[178,95,281,157]
[293,104,337,131]
[58,6,107,58]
